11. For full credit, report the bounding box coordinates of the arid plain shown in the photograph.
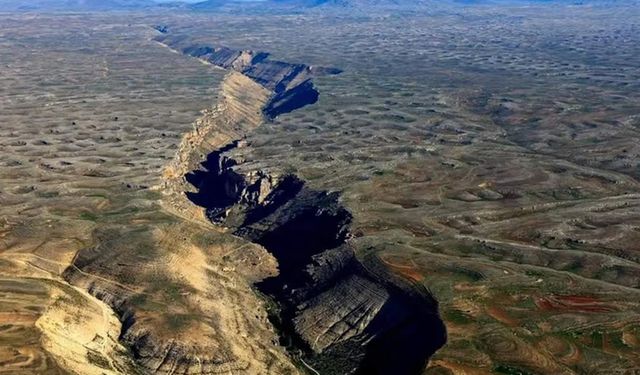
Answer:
[1,4,640,375]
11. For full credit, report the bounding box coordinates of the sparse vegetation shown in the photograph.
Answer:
[443,309,473,325]
[2,3,640,375]
[165,314,196,331]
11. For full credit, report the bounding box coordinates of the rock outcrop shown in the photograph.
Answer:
[155,28,446,375]
[63,219,297,375]
[154,33,341,119]
[185,141,447,374]
[65,28,444,375]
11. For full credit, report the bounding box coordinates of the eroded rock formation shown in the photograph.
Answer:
[63,61,297,374]
[185,141,447,374]
[158,30,446,375]
[154,32,341,119]
[64,28,445,374]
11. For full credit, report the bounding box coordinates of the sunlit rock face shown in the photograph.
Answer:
[155,32,341,120]
[185,140,446,374]
[159,30,446,375]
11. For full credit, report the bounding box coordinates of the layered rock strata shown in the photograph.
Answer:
[65,29,445,374]
[186,142,447,374]
[157,31,447,374]
[153,32,341,120]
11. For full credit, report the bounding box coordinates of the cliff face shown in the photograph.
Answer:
[63,41,297,375]
[157,29,446,374]
[185,141,447,374]
[154,32,341,120]
[161,70,271,224]
[63,217,297,375]
[64,28,444,375]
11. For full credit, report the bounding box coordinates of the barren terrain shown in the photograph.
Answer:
[1,4,640,375]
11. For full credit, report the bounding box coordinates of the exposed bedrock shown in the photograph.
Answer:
[263,80,320,120]
[186,142,447,374]
[63,237,249,375]
[154,32,341,119]
[157,27,445,374]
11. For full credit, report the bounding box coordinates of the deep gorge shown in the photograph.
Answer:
[185,141,447,374]
[161,28,448,372]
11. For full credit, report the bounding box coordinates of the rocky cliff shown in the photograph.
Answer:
[185,141,447,374]
[62,34,299,375]
[64,28,445,375]
[154,32,341,120]
[157,30,447,374]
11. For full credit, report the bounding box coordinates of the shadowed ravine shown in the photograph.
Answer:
[186,143,447,374]
[153,29,341,119]
[167,31,448,374]
[59,27,447,375]
[5,10,640,375]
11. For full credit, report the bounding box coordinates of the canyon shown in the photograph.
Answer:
[41,27,447,374]
[158,31,447,373]
[2,6,640,375]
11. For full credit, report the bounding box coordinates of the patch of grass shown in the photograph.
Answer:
[192,231,227,247]
[79,211,99,221]
[590,330,604,349]
[0,258,14,270]
[103,206,140,217]
[48,208,68,217]
[610,331,629,350]
[452,241,489,256]
[513,296,537,310]
[135,242,156,259]
[524,269,544,278]
[166,314,196,331]
[52,284,89,308]
[164,282,188,303]
[127,293,165,312]
[86,193,108,199]
[561,259,583,273]
[145,273,195,306]
[35,190,59,198]
[138,190,163,201]
[443,309,473,325]
[452,267,485,282]
[556,330,583,341]
[128,293,147,306]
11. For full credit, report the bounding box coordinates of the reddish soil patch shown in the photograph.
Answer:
[535,295,615,313]
[0,312,38,324]
[486,306,519,327]
[380,255,424,283]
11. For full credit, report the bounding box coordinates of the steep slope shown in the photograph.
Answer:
[155,31,447,374]
[153,32,341,120]
[184,143,447,374]
[63,70,298,374]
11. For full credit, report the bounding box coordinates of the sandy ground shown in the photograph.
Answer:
[2,6,640,374]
